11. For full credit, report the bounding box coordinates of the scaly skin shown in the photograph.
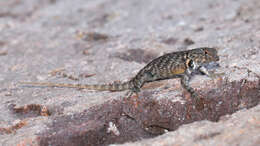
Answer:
[20,47,221,98]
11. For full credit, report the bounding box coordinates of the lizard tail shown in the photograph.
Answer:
[19,81,132,91]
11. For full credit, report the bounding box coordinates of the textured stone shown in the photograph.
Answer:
[0,0,259,145]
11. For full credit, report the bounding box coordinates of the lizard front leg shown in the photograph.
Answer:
[181,75,206,110]
[180,75,198,97]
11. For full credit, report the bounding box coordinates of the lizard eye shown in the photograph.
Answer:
[188,59,195,69]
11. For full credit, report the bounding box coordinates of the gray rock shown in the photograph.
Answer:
[0,0,259,145]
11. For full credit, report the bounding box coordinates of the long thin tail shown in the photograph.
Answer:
[19,81,133,91]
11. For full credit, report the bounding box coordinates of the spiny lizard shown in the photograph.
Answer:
[20,47,221,98]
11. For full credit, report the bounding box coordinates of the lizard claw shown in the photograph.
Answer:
[190,93,205,111]
[125,91,140,108]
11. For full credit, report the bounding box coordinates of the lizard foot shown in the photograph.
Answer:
[125,91,140,108]
[190,93,205,111]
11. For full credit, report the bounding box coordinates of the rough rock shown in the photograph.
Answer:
[0,0,259,145]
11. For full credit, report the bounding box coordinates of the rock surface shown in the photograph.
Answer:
[0,0,259,146]
[115,105,260,146]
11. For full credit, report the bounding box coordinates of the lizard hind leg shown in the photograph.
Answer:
[125,90,134,99]
[125,90,141,108]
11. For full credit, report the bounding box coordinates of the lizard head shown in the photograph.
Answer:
[187,47,220,69]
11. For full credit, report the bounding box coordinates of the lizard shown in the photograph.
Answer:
[20,47,221,100]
